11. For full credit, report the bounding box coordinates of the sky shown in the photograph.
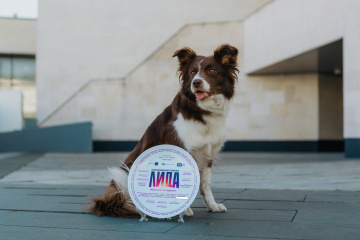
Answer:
[0,0,38,19]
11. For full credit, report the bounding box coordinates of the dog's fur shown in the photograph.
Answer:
[88,44,238,217]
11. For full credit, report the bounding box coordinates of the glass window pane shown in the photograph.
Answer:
[0,57,11,80]
[13,57,35,81]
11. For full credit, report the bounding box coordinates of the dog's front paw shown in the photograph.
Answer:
[185,207,194,216]
[208,203,227,212]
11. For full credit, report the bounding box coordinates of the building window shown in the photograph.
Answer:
[0,54,36,118]
[13,57,36,82]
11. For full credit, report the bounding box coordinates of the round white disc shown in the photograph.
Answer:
[128,144,200,218]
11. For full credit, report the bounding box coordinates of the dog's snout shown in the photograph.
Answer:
[192,79,202,88]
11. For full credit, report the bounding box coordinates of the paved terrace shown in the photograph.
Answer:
[0,152,359,239]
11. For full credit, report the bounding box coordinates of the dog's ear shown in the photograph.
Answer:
[173,47,197,74]
[214,44,238,68]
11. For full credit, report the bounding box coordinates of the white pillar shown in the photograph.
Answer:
[343,0,360,157]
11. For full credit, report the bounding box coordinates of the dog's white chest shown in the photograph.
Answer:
[173,95,232,168]
[173,113,227,153]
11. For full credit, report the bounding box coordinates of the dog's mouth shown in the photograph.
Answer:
[194,90,212,101]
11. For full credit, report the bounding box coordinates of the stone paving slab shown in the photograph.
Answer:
[292,203,360,224]
[223,199,360,225]
[0,153,43,179]
[10,153,127,171]
[0,211,181,234]
[0,153,25,160]
[0,194,90,213]
[167,219,360,239]
[190,208,296,222]
[306,192,360,203]
[213,153,360,191]
[0,183,360,239]
[0,210,9,216]
[1,152,360,190]
[0,225,45,240]
[1,152,360,239]
[0,225,268,240]
[0,183,106,190]
[232,189,308,202]
[0,185,105,197]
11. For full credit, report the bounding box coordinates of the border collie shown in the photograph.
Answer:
[89,44,238,217]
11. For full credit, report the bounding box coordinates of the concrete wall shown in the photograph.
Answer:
[343,1,360,140]
[243,0,344,74]
[318,75,343,140]
[0,18,36,55]
[0,90,23,133]
[0,122,92,152]
[36,0,271,124]
[37,0,357,149]
[40,22,244,140]
[41,21,320,141]
[232,74,318,141]
[244,0,360,141]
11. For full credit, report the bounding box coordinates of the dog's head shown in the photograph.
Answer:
[173,44,239,103]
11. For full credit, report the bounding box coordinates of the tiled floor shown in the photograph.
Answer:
[0,152,359,239]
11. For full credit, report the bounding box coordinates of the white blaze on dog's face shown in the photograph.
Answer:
[190,58,211,100]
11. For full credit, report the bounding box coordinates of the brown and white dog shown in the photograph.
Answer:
[89,44,238,217]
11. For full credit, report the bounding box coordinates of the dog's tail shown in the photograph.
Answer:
[88,167,140,218]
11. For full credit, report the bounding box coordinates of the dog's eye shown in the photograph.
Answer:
[209,69,216,73]
[191,71,196,75]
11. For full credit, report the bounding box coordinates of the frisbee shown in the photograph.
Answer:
[128,144,200,219]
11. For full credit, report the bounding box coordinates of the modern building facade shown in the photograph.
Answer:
[243,0,359,157]
[34,0,359,156]
[0,17,37,120]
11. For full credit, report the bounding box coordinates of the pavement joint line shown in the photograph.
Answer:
[184,207,298,212]
[4,187,61,190]
[0,224,184,234]
[27,194,88,197]
[59,202,88,204]
[163,222,183,233]
[220,199,307,203]
[221,208,298,212]
[212,189,247,194]
[0,224,283,239]
[0,209,92,215]
[302,194,308,201]
[290,210,298,222]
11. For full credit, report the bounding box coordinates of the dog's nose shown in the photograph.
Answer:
[192,79,202,88]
